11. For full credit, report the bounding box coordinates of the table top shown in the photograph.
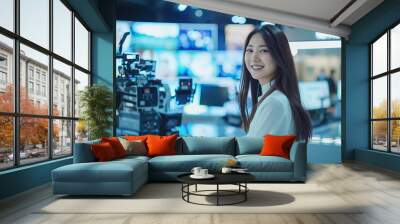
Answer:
[177,172,255,185]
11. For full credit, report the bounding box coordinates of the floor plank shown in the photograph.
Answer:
[1,161,400,224]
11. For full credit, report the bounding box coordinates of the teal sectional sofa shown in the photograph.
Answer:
[52,136,307,196]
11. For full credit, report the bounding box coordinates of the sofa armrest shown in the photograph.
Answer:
[289,142,307,181]
[73,140,99,163]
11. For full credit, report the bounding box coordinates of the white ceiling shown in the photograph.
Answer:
[165,0,384,38]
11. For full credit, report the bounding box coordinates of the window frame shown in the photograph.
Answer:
[370,20,400,154]
[0,0,92,171]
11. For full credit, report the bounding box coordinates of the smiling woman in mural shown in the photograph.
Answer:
[239,25,312,141]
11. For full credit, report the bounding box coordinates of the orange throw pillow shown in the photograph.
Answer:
[91,142,117,161]
[124,135,148,142]
[101,137,127,158]
[260,135,296,159]
[146,134,177,157]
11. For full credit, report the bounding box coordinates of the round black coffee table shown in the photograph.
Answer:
[177,173,255,206]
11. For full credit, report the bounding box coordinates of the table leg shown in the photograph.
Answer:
[245,183,247,201]
[195,184,197,192]
[187,184,190,202]
[217,184,219,206]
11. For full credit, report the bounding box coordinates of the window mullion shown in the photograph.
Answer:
[388,30,391,152]
[48,0,53,160]
[71,10,76,154]
[13,0,20,167]
[370,44,372,149]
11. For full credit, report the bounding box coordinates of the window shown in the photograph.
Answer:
[53,0,72,60]
[0,55,7,67]
[19,117,49,165]
[0,71,6,85]
[391,24,400,69]
[20,0,49,49]
[28,81,34,94]
[0,0,14,32]
[36,83,40,95]
[42,85,46,97]
[0,0,91,170]
[0,54,7,88]
[53,59,72,117]
[54,94,58,106]
[74,69,89,118]
[53,119,72,158]
[371,23,400,154]
[0,36,13,110]
[75,17,90,70]
[0,116,13,170]
[35,70,41,81]
[29,67,34,80]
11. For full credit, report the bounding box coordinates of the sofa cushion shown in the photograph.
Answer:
[236,137,263,155]
[148,154,235,172]
[236,155,293,172]
[52,158,147,183]
[73,139,100,163]
[115,155,150,163]
[180,137,235,155]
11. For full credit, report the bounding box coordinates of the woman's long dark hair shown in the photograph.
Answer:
[239,25,312,141]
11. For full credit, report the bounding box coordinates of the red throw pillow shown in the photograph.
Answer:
[146,134,177,157]
[260,135,296,159]
[91,142,117,161]
[101,137,127,158]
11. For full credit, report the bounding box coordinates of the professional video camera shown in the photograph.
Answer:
[116,32,195,135]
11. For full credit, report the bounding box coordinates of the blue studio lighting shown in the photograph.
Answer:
[231,16,246,24]
[260,21,275,26]
[177,4,188,12]
[194,9,203,17]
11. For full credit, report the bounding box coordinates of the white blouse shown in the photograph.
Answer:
[246,81,296,137]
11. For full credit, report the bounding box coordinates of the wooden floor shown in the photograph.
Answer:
[1,162,400,224]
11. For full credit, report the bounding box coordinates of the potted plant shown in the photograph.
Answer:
[79,84,113,140]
